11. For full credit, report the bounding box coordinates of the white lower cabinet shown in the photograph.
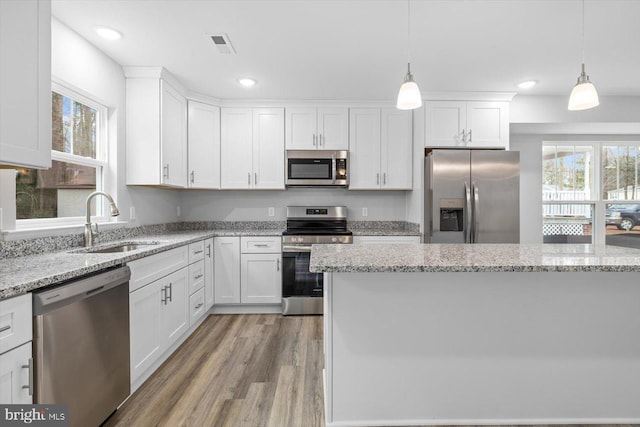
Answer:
[241,253,281,304]
[189,288,206,325]
[129,260,189,385]
[204,238,214,310]
[214,236,281,306]
[0,342,32,404]
[0,293,33,404]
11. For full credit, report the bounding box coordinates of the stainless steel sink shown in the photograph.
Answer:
[74,241,161,254]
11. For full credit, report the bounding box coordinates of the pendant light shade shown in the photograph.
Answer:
[397,63,422,110]
[568,0,599,111]
[396,0,422,110]
[568,63,599,110]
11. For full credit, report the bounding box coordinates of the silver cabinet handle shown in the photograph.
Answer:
[254,244,269,247]
[163,164,170,179]
[195,274,204,280]
[168,283,173,302]
[254,172,257,185]
[459,130,466,143]
[319,133,323,146]
[21,358,33,396]
[383,173,387,185]
[190,171,195,183]
[206,244,212,258]
[313,134,317,147]
[161,286,167,304]
[248,172,251,185]
[376,173,380,185]
[468,129,472,143]
[461,130,467,144]
[277,259,280,271]
[195,303,204,310]
[194,249,203,255]
[0,325,10,333]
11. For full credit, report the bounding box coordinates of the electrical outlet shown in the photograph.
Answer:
[362,207,368,217]
[177,206,181,217]
[268,207,275,217]
[130,206,136,221]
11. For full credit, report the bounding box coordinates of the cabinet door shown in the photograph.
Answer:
[381,108,412,190]
[189,288,205,327]
[160,80,187,187]
[187,101,220,189]
[0,342,32,404]
[241,253,282,304]
[349,108,381,190]
[162,268,189,347]
[285,107,316,150]
[253,108,285,189]
[214,237,241,304]
[318,107,349,150]
[204,238,214,310]
[466,101,509,148]
[425,101,466,147]
[0,0,51,169]
[221,108,253,189]
[129,280,163,383]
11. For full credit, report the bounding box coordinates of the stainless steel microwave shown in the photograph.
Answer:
[285,150,348,187]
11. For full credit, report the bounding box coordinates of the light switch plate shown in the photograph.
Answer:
[268,207,275,217]
[362,207,368,217]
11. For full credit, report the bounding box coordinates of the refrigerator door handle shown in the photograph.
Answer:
[464,182,472,244]
[473,182,480,243]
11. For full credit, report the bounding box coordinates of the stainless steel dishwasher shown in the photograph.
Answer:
[33,266,131,427]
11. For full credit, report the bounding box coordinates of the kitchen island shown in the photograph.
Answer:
[310,243,640,427]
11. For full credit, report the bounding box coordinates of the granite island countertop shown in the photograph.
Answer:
[309,243,640,273]
[0,228,284,300]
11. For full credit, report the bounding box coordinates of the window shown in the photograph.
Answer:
[542,142,640,248]
[16,83,108,227]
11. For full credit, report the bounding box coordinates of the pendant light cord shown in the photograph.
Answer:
[581,0,585,64]
[407,0,411,67]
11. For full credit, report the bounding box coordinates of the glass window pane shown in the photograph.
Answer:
[52,91,97,159]
[542,203,593,244]
[542,144,593,201]
[16,160,97,219]
[605,203,640,249]
[602,145,640,200]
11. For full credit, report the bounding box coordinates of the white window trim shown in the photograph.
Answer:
[542,140,640,245]
[15,82,112,231]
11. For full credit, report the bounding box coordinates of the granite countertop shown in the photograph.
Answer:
[0,228,284,300]
[309,243,640,273]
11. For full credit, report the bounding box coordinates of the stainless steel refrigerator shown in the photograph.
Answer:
[424,149,520,243]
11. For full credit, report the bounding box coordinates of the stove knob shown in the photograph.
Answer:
[331,237,338,242]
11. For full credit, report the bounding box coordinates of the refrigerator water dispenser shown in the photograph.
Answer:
[439,199,464,232]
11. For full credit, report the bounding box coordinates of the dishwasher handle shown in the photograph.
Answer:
[33,266,131,316]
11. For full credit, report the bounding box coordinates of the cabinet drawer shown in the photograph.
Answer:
[240,236,282,253]
[189,288,205,326]
[188,240,205,263]
[188,259,205,295]
[128,246,189,292]
[0,294,32,355]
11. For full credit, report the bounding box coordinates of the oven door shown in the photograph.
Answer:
[282,246,323,298]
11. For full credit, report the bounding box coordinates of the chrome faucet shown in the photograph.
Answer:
[85,191,120,247]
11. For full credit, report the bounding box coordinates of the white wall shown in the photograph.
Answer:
[51,18,179,227]
[180,189,407,222]
[510,134,543,243]
[406,108,425,230]
[511,95,640,124]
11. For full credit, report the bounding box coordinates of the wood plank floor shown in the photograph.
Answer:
[105,313,639,427]
[104,314,324,427]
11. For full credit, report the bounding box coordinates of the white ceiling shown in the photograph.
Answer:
[51,0,640,101]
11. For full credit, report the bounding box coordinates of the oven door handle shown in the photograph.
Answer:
[283,245,313,253]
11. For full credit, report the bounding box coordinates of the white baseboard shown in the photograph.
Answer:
[211,304,281,314]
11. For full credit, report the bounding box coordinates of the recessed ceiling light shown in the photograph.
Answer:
[94,26,123,40]
[517,80,537,89]
[238,78,257,88]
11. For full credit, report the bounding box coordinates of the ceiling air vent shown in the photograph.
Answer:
[209,34,236,54]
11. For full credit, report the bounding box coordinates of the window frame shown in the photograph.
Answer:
[16,81,110,230]
[542,140,640,245]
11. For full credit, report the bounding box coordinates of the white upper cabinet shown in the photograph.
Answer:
[285,107,348,150]
[425,100,509,149]
[187,101,220,189]
[349,108,412,190]
[125,67,187,187]
[220,107,284,189]
[0,0,51,169]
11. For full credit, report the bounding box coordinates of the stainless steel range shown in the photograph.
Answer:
[282,206,352,315]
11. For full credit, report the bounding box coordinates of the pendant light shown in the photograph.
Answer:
[568,0,599,111]
[396,0,422,110]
